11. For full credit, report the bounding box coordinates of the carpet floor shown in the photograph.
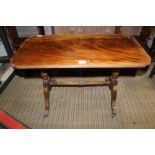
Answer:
[0,68,155,129]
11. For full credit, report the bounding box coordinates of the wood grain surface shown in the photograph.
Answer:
[11,34,151,69]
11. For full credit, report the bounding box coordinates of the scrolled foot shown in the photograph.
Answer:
[112,107,117,117]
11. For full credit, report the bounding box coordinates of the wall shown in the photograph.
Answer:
[16,26,52,37]
[54,26,115,34]
[121,26,142,36]
[0,37,7,57]
[15,26,142,37]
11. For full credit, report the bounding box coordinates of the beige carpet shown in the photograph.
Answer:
[0,69,155,129]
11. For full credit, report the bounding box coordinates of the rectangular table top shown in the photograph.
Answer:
[11,34,151,69]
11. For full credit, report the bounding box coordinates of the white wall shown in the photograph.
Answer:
[16,26,52,37]
[44,26,52,35]
[16,26,38,37]
[0,38,7,57]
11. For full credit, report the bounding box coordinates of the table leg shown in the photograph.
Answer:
[110,69,119,116]
[41,71,50,117]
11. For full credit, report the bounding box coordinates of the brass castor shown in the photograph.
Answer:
[112,107,117,117]
[44,109,49,118]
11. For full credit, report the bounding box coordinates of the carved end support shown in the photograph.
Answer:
[110,69,119,117]
[41,72,51,88]
[41,72,50,117]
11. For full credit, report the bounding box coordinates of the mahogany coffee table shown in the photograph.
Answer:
[11,34,151,117]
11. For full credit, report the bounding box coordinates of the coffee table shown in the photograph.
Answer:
[11,34,151,117]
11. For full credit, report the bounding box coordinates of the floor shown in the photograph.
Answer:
[0,67,155,129]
